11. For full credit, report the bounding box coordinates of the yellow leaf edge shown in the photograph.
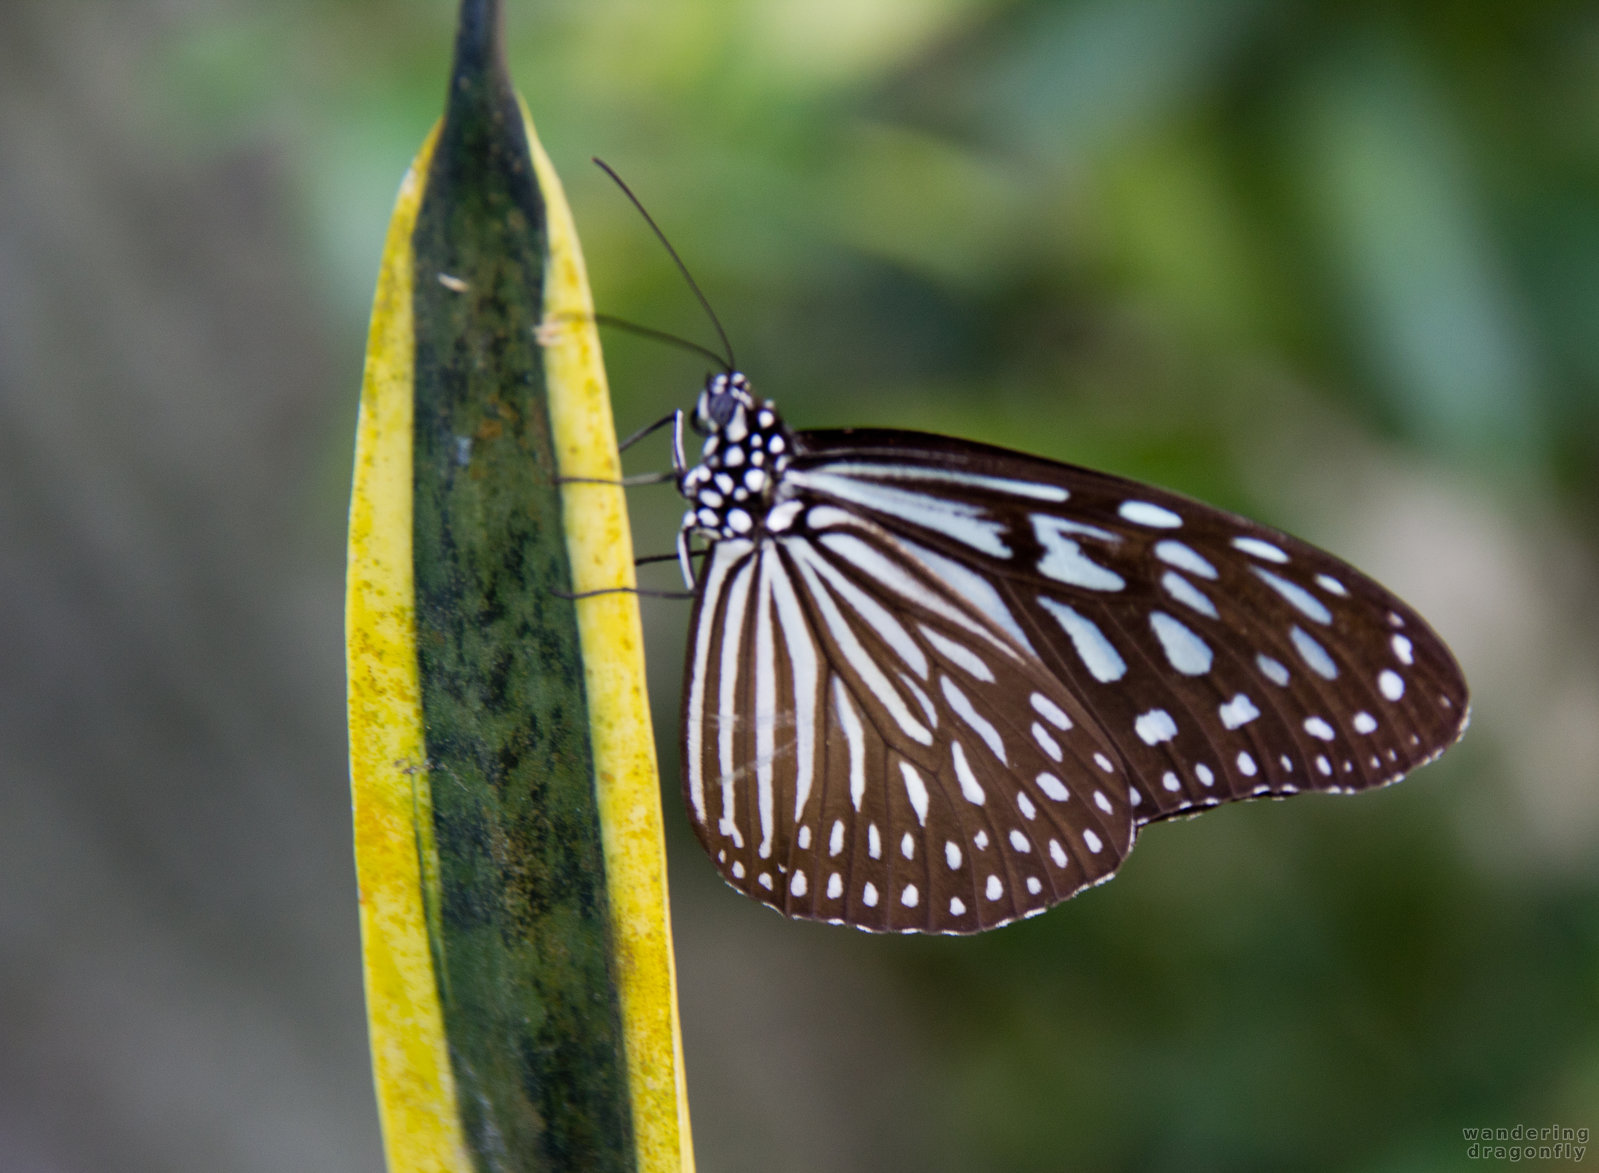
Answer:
[347,123,475,1173]
[524,104,697,1173]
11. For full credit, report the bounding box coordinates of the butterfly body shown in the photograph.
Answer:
[671,372,1469,934]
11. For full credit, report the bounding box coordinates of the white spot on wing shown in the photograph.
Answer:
[1233,536,1289,563]
[829,820,845,856]
[901,831,915,859]
[1032,516,1126,591]
[1017,792,1037,820]
[1353,711,1377,734]
[869,824,881,859]
[1039,598,1127,682]
[1304,716,1336,741]
[1252,567,1333,624]
[1237,750,1258,776]
[1219,694,1260,729]
[951,741,986,805]
[899,672,938,730]
[1379,669,1406,700]
[1162,571,1219,618]
[827,872,842,899]
[805,505,852,531]
[949,896,967,916]
[900,761,930,825]
[1120,500,1182,528]
[1257,654,1290,686]
[1135,708,1178,745]
[1082,829,1104,854]
[1291,625,1339,679]
[1009,829,1031,853]
[862,882,879,907]
[1049,839,1067,867]
[941,675,1008,763]
[833,679,866,811]
[1036,773,1069,802]
[1030,692,1072,730]
[766,500,803,531]
[791,871,808,897]
[920,626,995,682]
[1032,721,1063,761]
[1150,611,1213,676]
[1315,573,1349,596]
[1162,771,1180,792]
[945,841,961,869]
[1391,634,1415,665]
[1154,540,1217,579]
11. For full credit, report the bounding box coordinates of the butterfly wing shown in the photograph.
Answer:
[785,429,1470,827]
[681,521,1135,933]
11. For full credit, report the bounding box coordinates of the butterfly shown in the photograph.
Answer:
[590,161,1469,935]
[660,371,1469,935]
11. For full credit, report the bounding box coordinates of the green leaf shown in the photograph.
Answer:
[346,3,692,1170]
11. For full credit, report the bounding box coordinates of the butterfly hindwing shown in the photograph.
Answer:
[681,513,1136,933]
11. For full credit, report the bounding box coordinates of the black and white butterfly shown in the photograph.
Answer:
[591,161,1468,936]
[656,371,1468,935]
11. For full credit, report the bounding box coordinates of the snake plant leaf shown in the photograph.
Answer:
[345,3,692,1170]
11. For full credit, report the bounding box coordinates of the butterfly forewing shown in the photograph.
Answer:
[682,513,1136,933]
[784,430,1469,831]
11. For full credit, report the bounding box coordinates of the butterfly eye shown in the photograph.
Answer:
[695,376,746,432]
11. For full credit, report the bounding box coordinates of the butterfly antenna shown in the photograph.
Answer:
[593,157,736,372]
[590,312,731,369]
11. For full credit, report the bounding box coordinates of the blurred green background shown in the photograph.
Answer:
[3,1,1597,1170]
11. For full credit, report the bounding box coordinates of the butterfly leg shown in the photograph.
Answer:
[557,470,678,487]
[617,409,685,458]
[676,521,700,590]
[552,585,696,601]
[637,550,705,567]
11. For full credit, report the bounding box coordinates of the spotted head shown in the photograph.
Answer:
[680,371,793,540]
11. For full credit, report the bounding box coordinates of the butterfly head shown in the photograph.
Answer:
[679,371,793,540]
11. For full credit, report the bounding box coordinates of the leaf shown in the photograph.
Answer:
[346,3,692,1169]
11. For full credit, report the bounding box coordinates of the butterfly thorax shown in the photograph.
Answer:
[679,371,794,541]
